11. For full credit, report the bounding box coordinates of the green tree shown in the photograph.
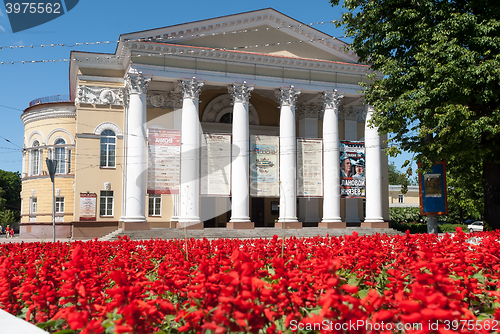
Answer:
[331,0,500,229]
[0,170,21,224]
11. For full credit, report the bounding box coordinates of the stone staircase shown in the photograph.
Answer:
[108,226,402,241]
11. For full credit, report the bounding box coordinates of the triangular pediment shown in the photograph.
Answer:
[120,8,358,64]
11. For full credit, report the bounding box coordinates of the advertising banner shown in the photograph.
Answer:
[250,135,280,197]
[201,133,231,196]
[79,193,96,221]
[419,162,448,215]
[340,141,365,198]
[297,138,323,197]
[147,128,180,194]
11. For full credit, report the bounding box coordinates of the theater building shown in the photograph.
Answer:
[20,8,389,239]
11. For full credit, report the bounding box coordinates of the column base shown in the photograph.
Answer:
[119,221,150,231]
[275,222,302,229]
[318,222,346,229]
[361,222,389,228]
[176,222,204,230]
[227,222,255,229]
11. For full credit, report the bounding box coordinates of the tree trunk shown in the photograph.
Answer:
[483,160,500,230]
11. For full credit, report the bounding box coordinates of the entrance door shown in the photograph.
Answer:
[251,197,265,227]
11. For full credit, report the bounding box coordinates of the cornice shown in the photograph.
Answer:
[21,107,76,126]
[127,41,370,76]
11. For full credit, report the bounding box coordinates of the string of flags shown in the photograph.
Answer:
[0,20,344,51]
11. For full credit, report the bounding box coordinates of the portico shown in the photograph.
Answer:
[19,8,389,239]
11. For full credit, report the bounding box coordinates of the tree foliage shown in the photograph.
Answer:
[0,170,21,227]
[331,0,500,229]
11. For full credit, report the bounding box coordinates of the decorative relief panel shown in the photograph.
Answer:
[147,91,183,109]
[340,106,366,122]
[296,104,322,120]
[76,86,126,106]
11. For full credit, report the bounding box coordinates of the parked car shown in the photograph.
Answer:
[468,221,484,233]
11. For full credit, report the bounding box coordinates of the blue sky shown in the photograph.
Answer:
[0,0,416,174]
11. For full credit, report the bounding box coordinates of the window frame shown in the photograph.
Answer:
[31,141,41,176]
[100,130,116,168]
[148,194,162,216]
[55,196,65,213]
[30,197,37,214]
[398,194,404,204]
[99,190,114,217]
[54,138,66,174]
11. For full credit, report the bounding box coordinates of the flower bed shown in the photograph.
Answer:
[1,229,500,333]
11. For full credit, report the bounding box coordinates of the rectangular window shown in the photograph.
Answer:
[55,197,64,213]
[148,194,161,216]
[398,194,404,203]
[30,197,37,214]
[100,191,113,216]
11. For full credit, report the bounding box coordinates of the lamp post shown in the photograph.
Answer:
[46,159,57,242]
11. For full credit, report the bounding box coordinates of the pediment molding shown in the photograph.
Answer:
[120,8,358,63]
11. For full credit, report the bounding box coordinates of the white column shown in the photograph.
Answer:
[364,105,385,223]
[120,73,150,226]
[276,87,301,228]
[178,79,204,228]
[227,83,254,229]
[319,91,344,227]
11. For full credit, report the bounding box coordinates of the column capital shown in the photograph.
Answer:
[178,78,204,100]
[275,86,301,107]
[320,90,344,111]
[228,82,254,104]
[297,104,322,120]
[125,73,151,95]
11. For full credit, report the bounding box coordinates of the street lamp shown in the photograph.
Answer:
[46,159,57,242]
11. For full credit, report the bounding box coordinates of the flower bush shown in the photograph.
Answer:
[1,229,500,333]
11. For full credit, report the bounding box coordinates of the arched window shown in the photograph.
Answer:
[219,112,233,124]
[54,139,66,174]
[100,130,116,168]
[31,141,40,176]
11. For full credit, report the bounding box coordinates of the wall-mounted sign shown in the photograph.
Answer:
[79,193,96,221]
[340,141,365,198]
[419,162,448,215]
[297,138,323,197]
[147,128,180,194]
[250,135,280,197]
[201,133,231,196]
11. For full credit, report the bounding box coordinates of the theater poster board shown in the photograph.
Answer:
[79,193,96,221]
[419,161,448,215]
[340,141,366,198]
[201,133,231,196]
[297,138,323,197]
[147,128,180,194]
[250,135,279,197]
